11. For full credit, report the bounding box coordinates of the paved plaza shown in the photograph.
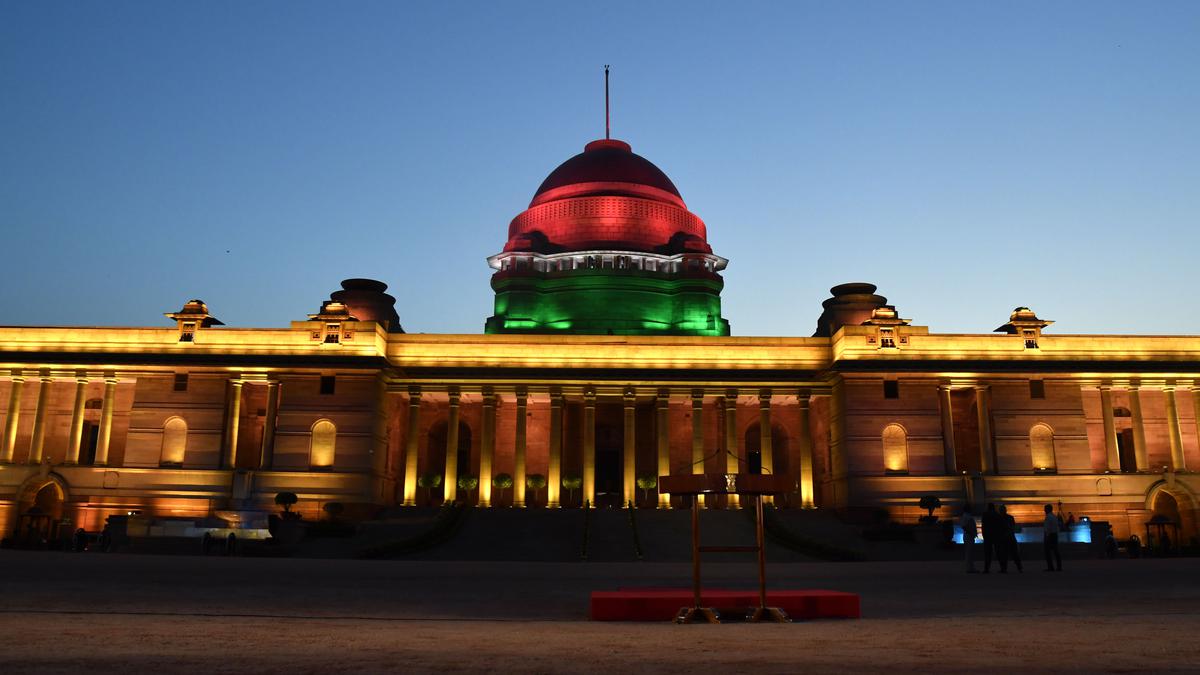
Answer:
[0,551,1196,673]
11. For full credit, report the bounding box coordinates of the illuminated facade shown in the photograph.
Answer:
[2,137,1199,547]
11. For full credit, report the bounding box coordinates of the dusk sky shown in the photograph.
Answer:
[2,2,1198,336]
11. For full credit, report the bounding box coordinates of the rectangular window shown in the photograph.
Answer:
[173,373,189,392]
[883,380,900,399]
[320,375,336,395]
[1029,380,1045,399]
[179,321,196,342]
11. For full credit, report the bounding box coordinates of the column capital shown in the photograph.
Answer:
[691,388,704,402]
[447,387,461,406]
[724,387,739,399]
[408,385,422,398]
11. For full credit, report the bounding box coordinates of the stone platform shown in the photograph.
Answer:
[589,588,861,621]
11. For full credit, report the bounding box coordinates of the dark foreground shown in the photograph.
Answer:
[0,551,1196,673]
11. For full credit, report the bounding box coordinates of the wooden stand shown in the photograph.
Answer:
[660,473,792,624]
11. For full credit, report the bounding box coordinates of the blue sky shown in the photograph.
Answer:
[2,2,1198,335]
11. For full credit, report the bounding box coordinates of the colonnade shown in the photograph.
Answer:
[936,380,1198,476]
[397,385,819,509]
[1097,382,1195,472]
[1,370,118,466]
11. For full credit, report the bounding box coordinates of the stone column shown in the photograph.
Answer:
[28,375,52,464]
[514,389,528,507]
[758,390,773,474]
[655,389,670,508]
[479,389,496,507]
[547,390,563,508]
[796,392,815,508]
[1164,386,1186,471]
[1129,386,1149,471]
[260,381,280,469]
[66,375,89,464]
[691,390,706,507]
[222,379,243,470]
[402,388,421,506]
[1099,385,1120,472]
[758,389,773,505]
[94,377,117,466]
[1193,383,1200,467]
[974,385,995,474]
[623,389,636,506]
[937,385,957,475]
[2,373,24,463]
[443,389,461,503]
[724,390,740,508]
[582,390,596,505]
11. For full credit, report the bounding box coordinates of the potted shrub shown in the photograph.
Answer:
[636,473,658,506]
[918,495,942,523]
[561,475,582,505]
[492,473,514,506]
[322,501,344,521]
[457,475,479,504]
[526,473,547,505]
[914,495,949,546]
[272,492,305,549]
[275,491,300,519]
[417,472,443,505]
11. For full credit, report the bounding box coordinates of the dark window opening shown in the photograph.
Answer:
[1029,380,1045,399]
[883,380,900,399]
[880,329,896,348]
[180,322,196,342]
[319,376,336,395]
[173,373,189,392]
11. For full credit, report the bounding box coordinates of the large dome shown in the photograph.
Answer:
[529,139,684,209]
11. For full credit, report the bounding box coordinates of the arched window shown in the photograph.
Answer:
[310,419,337,470]
[1030,423,1056,472]
[882,424,908,474]
[160,417,187,466]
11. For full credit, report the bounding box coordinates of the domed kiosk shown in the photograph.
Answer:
[485,138,730,335]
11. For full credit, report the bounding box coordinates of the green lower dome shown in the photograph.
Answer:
[486,268,730,336]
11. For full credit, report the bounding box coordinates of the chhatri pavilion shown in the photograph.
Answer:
[2,133,1198,544]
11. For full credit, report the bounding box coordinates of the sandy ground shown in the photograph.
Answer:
[1,551,1197,673]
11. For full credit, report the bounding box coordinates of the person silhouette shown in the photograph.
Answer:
[999,505,1022,572]
[1043,503,1063,571]
[982,503,1003,573]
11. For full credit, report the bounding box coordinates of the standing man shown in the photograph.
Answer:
[999,505,1023,572]
[1043,503,1063,572]
[982,503,1003,573]
[960,505,979,573]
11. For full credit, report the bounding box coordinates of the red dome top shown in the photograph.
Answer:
[530,139,684,209]
[502,138,710,256]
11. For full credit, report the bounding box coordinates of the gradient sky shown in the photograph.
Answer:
[2,2,1198,336]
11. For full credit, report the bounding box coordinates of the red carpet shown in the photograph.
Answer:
[590,588,861,621]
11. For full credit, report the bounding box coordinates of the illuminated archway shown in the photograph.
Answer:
[1029,423,1056,471]
[160,417,188,466]
[14,473,70,545]
[310,419,337,470]
[882,423,908,474]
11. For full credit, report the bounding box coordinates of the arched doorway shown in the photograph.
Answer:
[427,420,472,504]
[15,477,68,548]
[1145,482,1197,551]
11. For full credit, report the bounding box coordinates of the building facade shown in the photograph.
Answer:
[2,137,1198,545]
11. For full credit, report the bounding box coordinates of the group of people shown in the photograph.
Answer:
[959,503,1064,573]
